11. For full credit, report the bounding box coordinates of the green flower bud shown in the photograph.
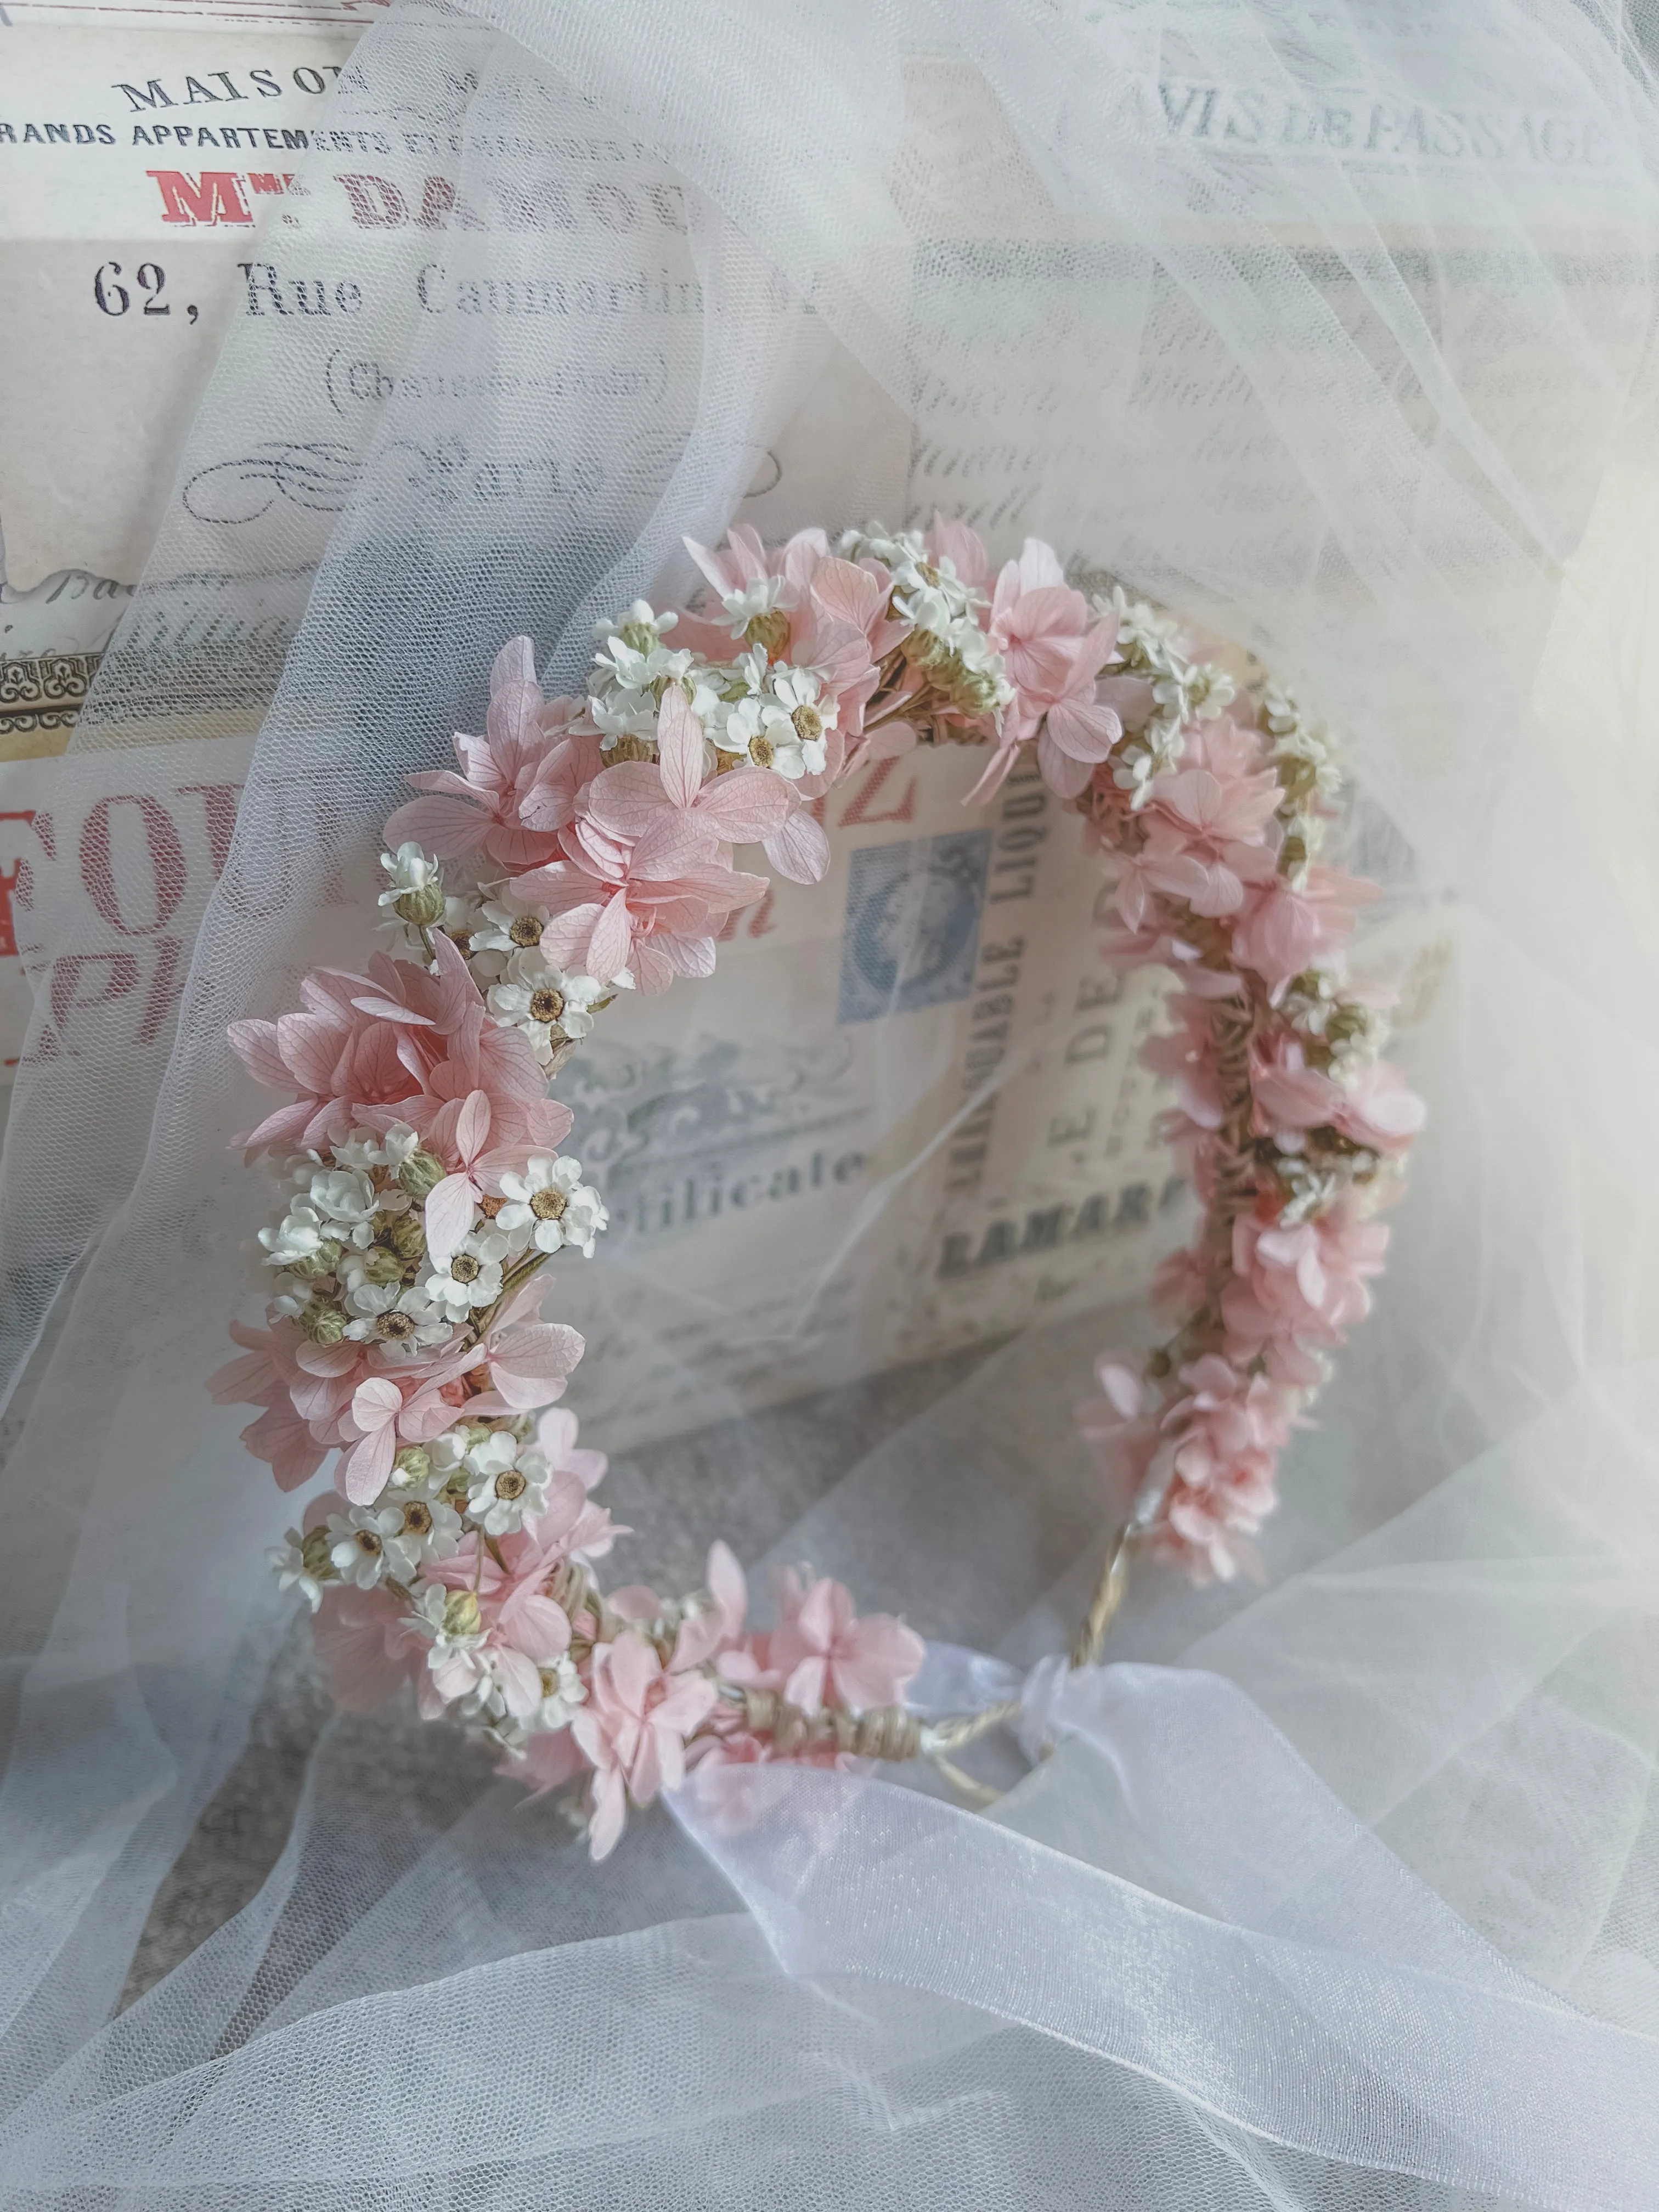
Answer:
[286,1239,343,1282]
[397,1149,447,1201]
[383,1212,428,1262]
[393,1444,432,1485]
[444,1590,482,1638]
[359,1245,407,1286]
[949,666,1001,715]
[300,1527,336,1580]
[744,609,791,657]
[394,879,447,927]
[297,1299,348,1346]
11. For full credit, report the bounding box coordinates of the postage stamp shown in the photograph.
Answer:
[837,827,993,1023]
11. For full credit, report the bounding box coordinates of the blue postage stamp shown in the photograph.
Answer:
[837,829,994,1023]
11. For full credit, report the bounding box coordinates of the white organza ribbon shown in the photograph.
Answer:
[674,1660,1659,2211]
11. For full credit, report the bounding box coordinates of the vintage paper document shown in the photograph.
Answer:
[0,24,366,589]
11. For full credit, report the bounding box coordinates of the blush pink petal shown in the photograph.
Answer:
[421,1173,478,1266]
[384,637,566,870]
[1333,1062,1427,1151]
[831,1616,928,1713]
[242,1404,327,1491]
[764,809,830,884]
[1045,696,1123,763]
[509,1728,587,1798]
[925,511,990,588]
[314,1587,422,1713]
[1035,730,1096,799]
[783,1655,829,1713]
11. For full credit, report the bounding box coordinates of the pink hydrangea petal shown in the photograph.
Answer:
[421,1173,478,1266]
[583,763,670,840]
[508,1728,586,1797]
[1036,729,1094,799]
[832,1615,926,1712]
[586,889,636,988]
[693,767,794,843]
[630,1725,664,1807]
[586,1767,628,1860]
[630,940,677,995]
[707,1541,747,1643]
[764,810,831,885]
[628,815,721,880]
[341,1420,397,1505]
[655,1674,719,1739]
[654,686,704,809]
[927,512,989,587]
[489,1646,544,1719]
[1045,696,1122,762]
[382,793,496,859]
[783,1655,827,1712]
[498,1588,573,1661]
[243,1406,326,1491]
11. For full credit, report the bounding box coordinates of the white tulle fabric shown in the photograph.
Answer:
[2,1,1659,2204]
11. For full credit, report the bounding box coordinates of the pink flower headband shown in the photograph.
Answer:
[212,518,1423,1857]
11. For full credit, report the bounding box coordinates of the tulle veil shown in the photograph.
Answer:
[2,1,1659,2204]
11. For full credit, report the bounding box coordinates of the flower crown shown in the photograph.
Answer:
[212,517,1423,1858]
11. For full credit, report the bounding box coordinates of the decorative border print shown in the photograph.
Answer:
[0,652,100,756]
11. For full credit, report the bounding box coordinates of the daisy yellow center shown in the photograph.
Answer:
[509,915,542,947]
[353,1530,382,1557]
[528,987,565,1024]
[376,1311,417,1341]
[749,733,775,768]
[791,703,823,743]
[495,1469,528,1501]
[400,1502,433,1536]
[449,1253,483,1283]
[530,1187,568,1221]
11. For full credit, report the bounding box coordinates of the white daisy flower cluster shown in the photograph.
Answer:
[402,1583,588,1736]
[267,1481,464,1611]
[257,1116,607,1358]
[410,1162,607,1340]
[489,1653,587,1750]
[709,648,833,779]
[266,1405,571,1619]
[495,1154,610,1257]
[582,601,841,783]
[1093,584,1237,809]
[466,888,610,1068]
[259,1127,444,1350]
[382,858,613,1070]
[840,524,1013,721]
[588,601,703,751]
[1259,683,1342,890]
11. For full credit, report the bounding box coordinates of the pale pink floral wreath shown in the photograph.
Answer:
[213,518,1423,1857]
